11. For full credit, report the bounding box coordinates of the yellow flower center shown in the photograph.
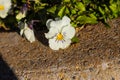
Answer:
[0,5,4,10]
[56,33,64,40]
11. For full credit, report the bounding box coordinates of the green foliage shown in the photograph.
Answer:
[71,36,79,43]
[46,0,120,27]
[0,0,120,30]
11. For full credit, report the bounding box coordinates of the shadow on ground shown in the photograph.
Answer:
[0,54,18,80]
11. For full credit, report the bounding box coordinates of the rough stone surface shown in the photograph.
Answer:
[0,18,120,80]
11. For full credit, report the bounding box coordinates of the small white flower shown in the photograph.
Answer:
[0,0,11,18]
[45,16,75,50]
[19,22,35,43]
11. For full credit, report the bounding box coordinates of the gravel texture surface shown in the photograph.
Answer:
[0,18,120,80]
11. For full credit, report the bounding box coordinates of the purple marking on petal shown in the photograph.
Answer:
[61,39,65,43]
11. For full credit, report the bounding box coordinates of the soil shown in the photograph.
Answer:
[0,17,120,80]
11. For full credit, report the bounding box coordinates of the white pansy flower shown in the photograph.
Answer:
[19,22,35,43]
[45,16,75,50]
[0,0,11,18]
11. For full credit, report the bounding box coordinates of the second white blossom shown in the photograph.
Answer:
[45,16,75,50]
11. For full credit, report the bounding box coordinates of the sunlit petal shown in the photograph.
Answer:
[45,27,58,39]
[46,19,53,29]
[61,16,71,26]
[24,26,35,43]
[50,20,63,31]
[21,23,35,43]
[20,29,24,36]
[62,26,75,39]
[49,38,60,50]
[59,38,71,49]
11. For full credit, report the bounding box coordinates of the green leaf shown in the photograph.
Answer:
[76,2,86,12]
[71,36,79,43]
[63,0,70,2]
[82,0,91,5]
[65,7,70,14]
[102,18,111,28]
[109,2,119,18]
[58,6,66,17]
[22,0,26,3]
[104,5,110,13]
[40,3,48,7]
[89,13,97,20]
[76,15,98,24]
[109,3,118,13]
[98,6,105,15]
[47,5,57,14]
[71,9,76,14]
[70,0,77,3]
[71,22,77,27]
[109,0,114,4]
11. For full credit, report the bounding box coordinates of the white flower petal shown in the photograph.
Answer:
[50,20,63,31]
[24,26,35,43]
[49,38,60,50]
[46,19,53,29]
[62,26,75,39]
[50,20,61,27]
[48,16,71,31]
[20,29,24,36]
[59,38,71,49]
[61,16,71,26]
[0,13,7,18]
[21,23,35,43]
[49,37,71,50]
[45,27,58,39]
[55,17,61,21]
